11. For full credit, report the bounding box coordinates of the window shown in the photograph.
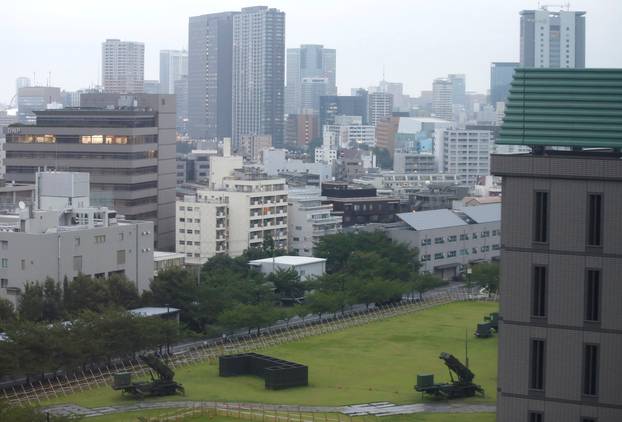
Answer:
[187,218,193,223]
[195,219,200,223]
[0,279,7,288]
[186,207,193,211]
[481,231,490,237]
[434,252,444,260]
[460,234,469,240]
[295,226,302,230]
[421,238,431,246]
[187,230,193,234]
[95,235,106,244]
[480,245,490,252]
[581,418,597,422]
[179,206,185,211]
[587,194,603,246]
[20,259,25,270]
[434,237,444,244]
[528,412,543,422]
[529,339,545,390]
[0,240,7,250]
[534,191,549,243]
[421,254,431,262]
[585,270,601,322]
[447,235,457,242]
[179,229,185,234]
[194,242,200,246]
[532,266,547,318]
[472,233,478,239]
[117,250,126,265]
[74,237,80,247]
[118,232,124,241]
[583,344,599,396]
[0,258,7,268]
[447,250,457,258]
[179,240,185,245]
[73,256,83,273]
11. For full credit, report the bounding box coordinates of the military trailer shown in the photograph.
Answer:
[415,352,484,399]
[112,354,185,399]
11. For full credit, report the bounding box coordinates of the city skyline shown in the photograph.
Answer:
[2,0,622,103]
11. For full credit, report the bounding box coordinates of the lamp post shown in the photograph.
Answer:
[466,266,473,290]
[165,303,170,355]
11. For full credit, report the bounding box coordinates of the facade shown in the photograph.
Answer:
[284,113,319,147]
[490,62,519,105]
[493,68,622,422]
[232,6,285,148]
[319,95,368,128]
[249,256,326,280]
[239,134,272,162]
[393,152,437,174]
[0,180,35,211]
[0,171,154,304]
[143,80,160,94]
[188,12,237,140]
[262,149,333,182]
[6,96,176,251]
[323,116,375,149]
[174,76,189,134]
[435,129,492,185]
[153,251,186,276]
[368,92,394,127]
[386,204,500,279]
[448,74,466,106]
[375,115,400,154]
[288,188,342,256]
[432,78,453,121]
[300,78,329,114]
[159,50,188,95]
[102,39,145,93]
[520,9,586,68]
[17,86,62,124]
[285,44,337,114]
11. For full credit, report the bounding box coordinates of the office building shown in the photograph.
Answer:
[174,76,189,134]
[16,86,61,124]
[143,80,160,94]
[15,77,31,93]
[188,12,237,140]
[393,152,437,174]
[101,39,145,93]
[520,8,586,68]
[159,50,188,95]
[448,74,466,106]
[432,78,453,121]
[368,92,394,126]
[435,129,492,185]
[6,94,176,251]
[300,77,330,113]
[375,116,401,155]
[232,6,285,148]
[323,115,376,149]
[0,171,154,304]
[386,204,500,279]
[493,68,622,422]
[239,134,272,162]
[490,62,519,105]
[284,113,319,146]
[319,95,368,128]
[262,149,333,182]
[285,44,337,114]
[287,188,342,256]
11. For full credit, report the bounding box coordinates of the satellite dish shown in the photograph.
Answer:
[18,201,26,210]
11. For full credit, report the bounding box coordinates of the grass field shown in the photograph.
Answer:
[46,301,498,409]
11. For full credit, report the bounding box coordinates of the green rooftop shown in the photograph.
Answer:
[498,68,622,148]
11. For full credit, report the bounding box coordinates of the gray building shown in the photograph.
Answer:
[490,62,519,105]
[493,68,622,421]
[159,49,188,95]
[0,171,154,304]
[384,204,500,280]
[188,12,237,140]
[102,39,145,93]
[17,86,62,124]
[232,6,285,148]
[448,74,466,106]
[174,76,189,134]
[432,78,453,121]
[368,92,393,127]
[393,151,437,174]
[520,8,586,68]
[319,95,368,128]
[5,94,176,251]
[286,44,337,114]
[143,80,160,94]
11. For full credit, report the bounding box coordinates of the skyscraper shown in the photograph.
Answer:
[432,78,453,121]
[15,77,31,94]
[101,39,145,93]
[286,44,337,114]
[232,6,285,148]
[319,95,368,129]
[490,62,519,105]
[448,74,466,106]
[520,8,586,68]
[159,50,188,95]
[368,92,393,126]
[188,12,237,140]
[16,86,61,124]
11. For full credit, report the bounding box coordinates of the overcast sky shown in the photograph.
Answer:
[2,0,622,103]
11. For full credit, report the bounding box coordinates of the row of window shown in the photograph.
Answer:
[179,229,201,234]
[179,218,201,223]
[420,230,500,246]
[420,245,500,261]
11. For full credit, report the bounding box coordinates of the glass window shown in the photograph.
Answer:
[583,344,599,396]
[0,258,7,268]
[117,250,126,265]
[529,339,545,390]
[585,270,601,322]
[534,191,549,243]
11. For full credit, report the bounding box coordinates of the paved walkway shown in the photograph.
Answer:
[44,400,496,418]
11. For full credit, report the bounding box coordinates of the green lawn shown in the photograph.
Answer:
[46,301,498,409]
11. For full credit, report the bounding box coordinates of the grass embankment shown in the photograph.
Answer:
[47,301,498,409]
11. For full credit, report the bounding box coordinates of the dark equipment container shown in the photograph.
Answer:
[219,353,308,390]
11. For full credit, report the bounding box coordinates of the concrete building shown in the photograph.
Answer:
[493,68,622,422]
[239,134,272,162]
[262,149,332,182]
[393,152,437,174]
[0,171,154,304]
[520,8,586,68]
[285,44,337,114]
[435,129,493,185]
[319,95,368,128]
[153,251,186,276]
[17,86,62,124]
[159,50,188,95]
[102,39,145,93]
[15,77,31,93]
[368,92,393,127]
[375,115,401,155]
[0,180,35,211]
[300,77,329,114]
[174,76,189,134]
[232,6,285,148]
[448,74,466,106]
[432,78,453,121]
[322,116,375,149]
[386,204,500,279]
[288,188,342,256]
[284,113,319,147]
[490,62,519,105]
[249,256,326,280]
[143,80,160,94]
[6,96,176,251]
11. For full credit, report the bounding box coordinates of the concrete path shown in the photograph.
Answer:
[44,400,496,418]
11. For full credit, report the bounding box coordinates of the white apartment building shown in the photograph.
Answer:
[315,130,338,165]
[262,149,333,182]
[434,129,492,185]
[239,134,272,162]
[432,78,453,121]
[102,39,145,94]
[288,188,342,256]
[368,92,393,126]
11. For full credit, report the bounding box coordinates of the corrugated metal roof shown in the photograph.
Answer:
[457,204,501,223]
[397,209,468,231]
[249,256,326,266]
[498,68,622,148]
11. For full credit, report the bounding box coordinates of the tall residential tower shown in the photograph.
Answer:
[101,39,145,93]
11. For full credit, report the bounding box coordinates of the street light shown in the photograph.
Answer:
[466,266,473,289]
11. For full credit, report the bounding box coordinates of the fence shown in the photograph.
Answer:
[2,288,497,407]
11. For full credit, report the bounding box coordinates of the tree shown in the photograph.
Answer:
[218,303,280,335]
[42,278,63,322]
[63,274,109,314]
[471,262,500,294]
[267,268,304,303]
[105,274,140,309]
[147,267,199,328]
[18,282,44,322]
[410,273,445,300]
[305,291,340,320]
[0,298,16,329]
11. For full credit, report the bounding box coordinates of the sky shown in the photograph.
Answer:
[2,0,622,103]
